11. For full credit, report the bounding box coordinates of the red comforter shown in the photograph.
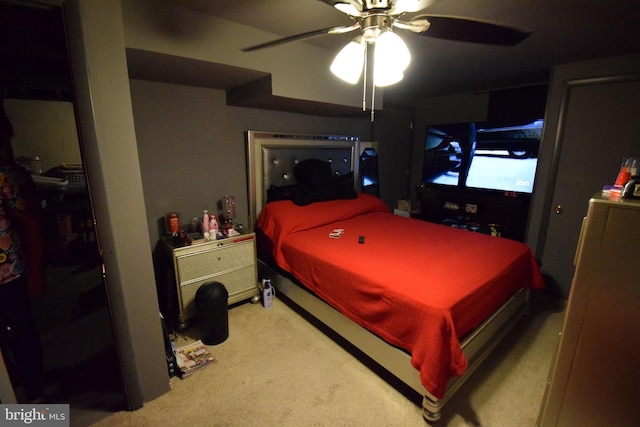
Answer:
[256,194,544,398]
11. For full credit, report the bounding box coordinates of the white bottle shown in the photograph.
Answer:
[202,210,210,239]
[263,279,273,309]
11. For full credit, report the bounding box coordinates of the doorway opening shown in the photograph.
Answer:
[0,2,127,424]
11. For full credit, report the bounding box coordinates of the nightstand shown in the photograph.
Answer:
[159,232,259,329]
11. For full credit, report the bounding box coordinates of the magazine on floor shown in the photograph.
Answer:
[174,339,216,378]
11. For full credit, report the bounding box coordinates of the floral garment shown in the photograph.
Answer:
[0,163,34,284]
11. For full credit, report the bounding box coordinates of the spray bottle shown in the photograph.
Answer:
[262,279,273,309]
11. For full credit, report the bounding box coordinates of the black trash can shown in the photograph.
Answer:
[195,281,229,345]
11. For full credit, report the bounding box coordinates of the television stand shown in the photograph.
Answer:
[416,185,531,242]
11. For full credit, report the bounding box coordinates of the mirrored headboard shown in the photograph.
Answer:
[246,131,360,228]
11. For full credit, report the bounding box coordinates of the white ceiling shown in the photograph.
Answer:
[164,0,640,103]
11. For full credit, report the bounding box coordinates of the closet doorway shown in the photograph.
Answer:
[0,2,126,424]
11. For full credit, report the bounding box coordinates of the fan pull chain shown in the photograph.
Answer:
[370,81,376,122]
[360,42,376,122]
[369,42,375,122]
[362,43,368,112]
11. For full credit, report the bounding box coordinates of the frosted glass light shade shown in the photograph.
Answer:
[395,0,428,13]
[330,38,366,84]
[374,67,404,87]
[374,31,411,87]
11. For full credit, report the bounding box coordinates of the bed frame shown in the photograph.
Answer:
[246,131,530,423]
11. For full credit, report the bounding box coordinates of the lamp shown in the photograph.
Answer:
[373,31,410,86]
[330,29,410,87]
[330,27,411,120]
[330,37,366,84]
[221,195,239,236]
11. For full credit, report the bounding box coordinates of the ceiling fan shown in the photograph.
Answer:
[242,0,530,120]
[242,0,532,53]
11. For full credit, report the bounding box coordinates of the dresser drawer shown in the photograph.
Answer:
[178,265,257,320]
[176,241,254,284]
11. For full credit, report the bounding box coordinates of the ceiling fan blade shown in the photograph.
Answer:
[413,14,531,45]
[242,23,360,52]
[394,18,430,33]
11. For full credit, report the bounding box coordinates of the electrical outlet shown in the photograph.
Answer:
[465,203,478,214]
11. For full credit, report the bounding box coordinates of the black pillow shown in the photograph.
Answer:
[283,159,359,206]
[292,159,339,205]
[267,184,297,203]
[335,172,357,200]
[294,159,335,190]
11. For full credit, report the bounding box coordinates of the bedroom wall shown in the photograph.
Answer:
[122,0,369,110]
[129,79,413,249]
[121,0,418,248]
[4,99,82,172]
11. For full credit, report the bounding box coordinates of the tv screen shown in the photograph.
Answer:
[423,120,542,194]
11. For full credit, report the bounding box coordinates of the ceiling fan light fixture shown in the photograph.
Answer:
[333,2,360,16]
[376,31,411,71]
[372,31,410,86]
[394,0,433,13]
[330,37,366,84]
[374,67,404,87]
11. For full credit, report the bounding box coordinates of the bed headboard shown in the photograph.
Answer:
[246,131,360,228]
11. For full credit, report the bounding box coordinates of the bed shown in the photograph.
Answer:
[246,131,544,422]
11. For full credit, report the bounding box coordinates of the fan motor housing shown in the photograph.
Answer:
[361,14,394,42]
[363,0,393,10]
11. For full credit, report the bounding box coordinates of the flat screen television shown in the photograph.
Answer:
[423,119,542,194]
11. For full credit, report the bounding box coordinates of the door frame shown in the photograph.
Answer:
[526,54,640,298]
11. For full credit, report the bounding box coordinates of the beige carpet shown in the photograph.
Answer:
[90,292,563,427]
